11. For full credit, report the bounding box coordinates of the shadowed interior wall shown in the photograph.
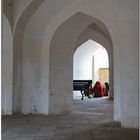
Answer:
[2,14,13,114]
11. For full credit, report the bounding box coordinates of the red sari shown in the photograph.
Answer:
[93,81,105,97]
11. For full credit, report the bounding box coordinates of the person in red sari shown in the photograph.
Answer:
[92,81,105,97]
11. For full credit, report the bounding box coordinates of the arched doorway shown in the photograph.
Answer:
[73,39,109,100]
[49,12,113,114]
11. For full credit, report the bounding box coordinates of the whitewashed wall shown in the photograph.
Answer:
[2,15,13,114]
[73,40,100,80]
[93,48,109,83]
[73,39,109,83]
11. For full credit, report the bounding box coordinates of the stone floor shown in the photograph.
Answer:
[2,97,139,140]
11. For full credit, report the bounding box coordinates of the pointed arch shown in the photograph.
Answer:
[49,12,113,114]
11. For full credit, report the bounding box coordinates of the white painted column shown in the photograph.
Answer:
[2,15,13,114]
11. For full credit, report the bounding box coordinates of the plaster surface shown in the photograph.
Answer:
[2,14,13,114]
[73,39,108,83]
[17,0,74,114]
[13,0,33,30]
[73,40,101,80]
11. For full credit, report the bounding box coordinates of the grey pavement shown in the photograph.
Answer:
[2,97,139,140]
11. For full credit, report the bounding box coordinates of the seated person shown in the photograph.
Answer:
[92,81,105,97]
[84,88,91,99]
[104,82,109,96]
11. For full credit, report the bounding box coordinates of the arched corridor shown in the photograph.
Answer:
[2,98,138,140]
[2,1,139,137]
